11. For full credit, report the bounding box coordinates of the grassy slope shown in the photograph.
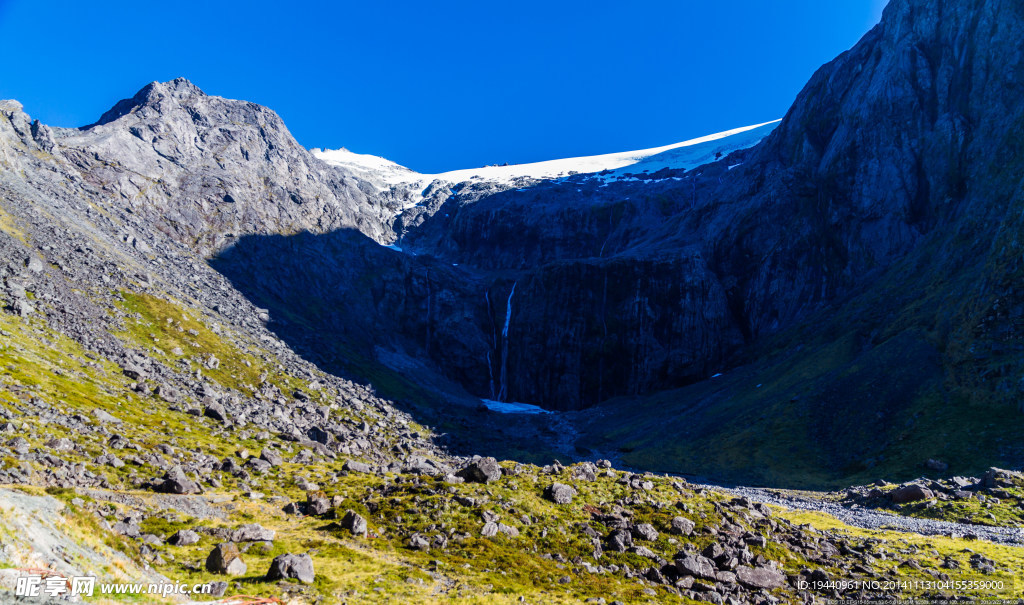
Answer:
[0,286,1020,602]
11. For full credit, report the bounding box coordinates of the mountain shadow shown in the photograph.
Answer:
[209,227,586,465]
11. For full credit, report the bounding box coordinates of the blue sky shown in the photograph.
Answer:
[0,1,887,172]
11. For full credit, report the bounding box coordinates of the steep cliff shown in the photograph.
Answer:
[381,0,1024,418]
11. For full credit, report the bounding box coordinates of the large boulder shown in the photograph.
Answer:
[670,516,695,536]
[156,466,200,495]
[205,543,247,576]
[544,483,577,505]
[92,408,122,424]
[343,459,373,474]
[675,555,717,580]
[606,529,633,553]
[266,553,315,584]
[890,484,934,504]
[231,523,275,542]
[632,523,658,542]
[306,492,331,516]
[168,529,200,546]
[260,447,284,467]
[982,467,1021,488]
[736,565,786,589]
[204,403,228,422]
[456,457,502,483]
[340,510,368,536]
[408,534,431,551]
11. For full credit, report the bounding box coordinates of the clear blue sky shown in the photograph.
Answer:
[0,1,887,173]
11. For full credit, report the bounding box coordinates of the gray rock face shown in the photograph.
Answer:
[56,78,391,257]
[266,553,315,584]
[197,0,1024,423]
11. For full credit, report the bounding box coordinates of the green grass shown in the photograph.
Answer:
[117,291,305,401]
[778,508,1024,599]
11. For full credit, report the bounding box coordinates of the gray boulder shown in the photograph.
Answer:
[266,553,315,584]
[606,528,633,552]
[408,533,431,551]
[632,523,658,541]
[92,408,122,424]
[544,482,577,505]
[156,466,199,495]
[306,493,331,516]
[245,458,272,474]
[670,516,695,535]
[168,529,200,546]
[891,484,934,504]
[736,565,786,589]
[340,510,367,536]
[205,543,247,576]
[260,447,284,467]
[343,459,373,474]
[456,457,502,483]
[676,555,717,580]
[204,403,228,422]
[231,523,275,542]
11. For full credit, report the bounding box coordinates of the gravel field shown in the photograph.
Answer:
[715,485,1024,547]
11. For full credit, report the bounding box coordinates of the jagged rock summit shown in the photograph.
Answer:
[89,77,207,126]
[50,77,395,256]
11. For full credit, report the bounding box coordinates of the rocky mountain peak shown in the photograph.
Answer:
[90,77,207,127]
[47,77,394,256]
[0,99,24,115]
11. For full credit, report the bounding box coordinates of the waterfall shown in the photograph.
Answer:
[486,351,496,399]
[498,281,517,402]
[485,290,497,399]
[502,282,517,339]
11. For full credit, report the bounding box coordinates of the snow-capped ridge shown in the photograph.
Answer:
[312,120,780,194]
